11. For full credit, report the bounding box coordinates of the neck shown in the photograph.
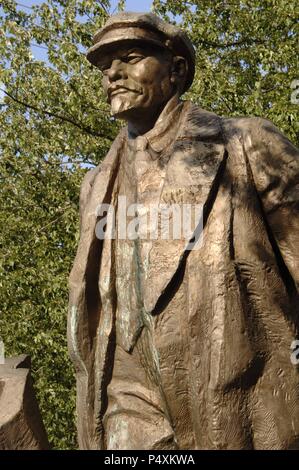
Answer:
[127,93,180,136]
[127,103,167,136]
[128,110,161,135]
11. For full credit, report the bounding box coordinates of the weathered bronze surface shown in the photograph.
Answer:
[68,12,299,450]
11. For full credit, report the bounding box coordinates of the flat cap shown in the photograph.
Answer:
[87,12,195,93]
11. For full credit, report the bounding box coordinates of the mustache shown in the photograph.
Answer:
[107,81,143,99]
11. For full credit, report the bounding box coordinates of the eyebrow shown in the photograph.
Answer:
[119,48,145,58]
[99,48,146,70]
[126,48,144,54]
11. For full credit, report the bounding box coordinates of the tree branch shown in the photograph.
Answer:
[193,19,298,49]
[194,37,265,49]
[1,88,113,140]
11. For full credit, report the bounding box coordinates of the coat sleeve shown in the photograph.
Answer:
[243,117,299,292]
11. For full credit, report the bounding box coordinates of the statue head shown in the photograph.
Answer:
[86,12,195,128]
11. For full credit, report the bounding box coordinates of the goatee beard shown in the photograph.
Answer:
[110,96,137,118]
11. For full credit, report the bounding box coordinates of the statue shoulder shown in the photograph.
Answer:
[221,115,293,145]
[221,115,298,163]
[221,115,299,201]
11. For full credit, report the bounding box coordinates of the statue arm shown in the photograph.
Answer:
[244,117,299,292]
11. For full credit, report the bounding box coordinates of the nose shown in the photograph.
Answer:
[107,59,125,82]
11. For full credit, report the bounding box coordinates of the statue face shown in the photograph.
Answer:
[100,42,174,122]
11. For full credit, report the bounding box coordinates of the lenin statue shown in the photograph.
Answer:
[67,12,299,450]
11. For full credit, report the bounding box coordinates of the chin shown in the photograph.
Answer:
[110,95,149,121]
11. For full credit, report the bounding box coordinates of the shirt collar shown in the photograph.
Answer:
[127,94,184,159]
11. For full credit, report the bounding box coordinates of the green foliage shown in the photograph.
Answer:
[0,0,119,449]
[0,0,298,449]
[153,0,299,144]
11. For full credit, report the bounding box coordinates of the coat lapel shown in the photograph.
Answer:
[143,102,227,313]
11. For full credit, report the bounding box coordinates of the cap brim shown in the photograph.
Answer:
[87,27,168,68]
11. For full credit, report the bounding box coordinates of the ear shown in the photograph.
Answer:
[170,56,188,91]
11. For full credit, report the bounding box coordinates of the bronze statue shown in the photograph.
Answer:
[68,12,299,450]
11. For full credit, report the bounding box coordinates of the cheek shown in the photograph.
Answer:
[131,59,169,89]
[130,63,152,88]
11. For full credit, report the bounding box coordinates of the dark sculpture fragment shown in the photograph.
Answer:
[0,355,49,450]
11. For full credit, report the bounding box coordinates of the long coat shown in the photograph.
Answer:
[68,101,299,449]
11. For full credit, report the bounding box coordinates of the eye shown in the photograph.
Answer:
[122,54,144,64]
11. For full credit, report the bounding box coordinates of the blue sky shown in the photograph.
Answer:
[15,0,154,60]
[111,0,152,12]
[23,0,153,12]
